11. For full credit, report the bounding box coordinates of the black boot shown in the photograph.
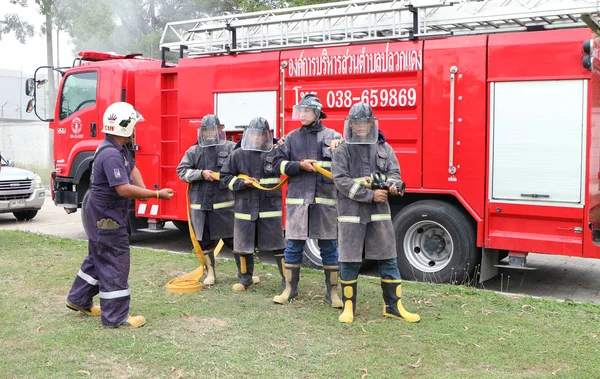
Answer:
[338,279,357,323]
[273,264,300,304]
[381,279,420,322]
[233,253,254,291]
[324,265,343,308]
[203,250,216,286]
[273,253,286,290]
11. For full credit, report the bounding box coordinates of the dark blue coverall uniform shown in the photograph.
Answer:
[66,136,135,327]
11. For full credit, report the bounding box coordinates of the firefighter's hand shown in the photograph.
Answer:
[300,159,317,172]
[327,139,343,151]
[202,170,216,181]
[159,188,174,200]
[389,183,399,195]
[244,177,258,186]
[275,136,286,147]
[373,189,388,203]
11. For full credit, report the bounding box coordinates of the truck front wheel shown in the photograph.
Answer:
[81,190,90,237]
[393,200,479,284]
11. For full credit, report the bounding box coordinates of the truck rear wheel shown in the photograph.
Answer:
[13,210,38,221]
[302,239,323,269]
[393,200,479,284]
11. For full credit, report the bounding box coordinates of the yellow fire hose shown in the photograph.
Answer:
[166,163,332,294]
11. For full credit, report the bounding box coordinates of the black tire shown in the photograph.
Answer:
[172,220,189,233]
[393,200,479,284]
[302,239,375,272]
[13,210,38,221]
[302,239,323,269]
[81,190,90,237]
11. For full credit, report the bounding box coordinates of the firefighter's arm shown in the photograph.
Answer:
[176,149,203,182]
[130,166,146,188]
[115,184,174,200]
[331,148,373,203]
[384,144,403,195]
[273,137,301,176]
[220,152,246,192]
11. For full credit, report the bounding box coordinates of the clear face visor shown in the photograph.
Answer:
[343,118,379,144]
[198,125,226,146]
[241,128,273,152]
[292,105,319,122]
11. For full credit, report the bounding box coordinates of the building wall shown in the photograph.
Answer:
[0,121,52,181]
[0,69,51,122]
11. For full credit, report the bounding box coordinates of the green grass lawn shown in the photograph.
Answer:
[1,230,599,378]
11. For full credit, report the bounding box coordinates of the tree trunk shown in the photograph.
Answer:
[45,11,55,116]
[56,26,60,68]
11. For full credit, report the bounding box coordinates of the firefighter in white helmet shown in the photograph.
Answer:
[66,101,174,329]
[332,102,420,324]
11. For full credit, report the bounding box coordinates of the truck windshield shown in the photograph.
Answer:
[60,71,98,120]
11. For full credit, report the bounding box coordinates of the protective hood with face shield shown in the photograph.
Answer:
[241,117,273,152]
[198,114,226,147]
[344,102,379,144]
[101,102,144,138]
[292,93,328,124]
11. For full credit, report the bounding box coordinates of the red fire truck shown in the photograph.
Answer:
[24,0,600,283]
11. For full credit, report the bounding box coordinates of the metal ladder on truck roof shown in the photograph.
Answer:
[160,0,600,57]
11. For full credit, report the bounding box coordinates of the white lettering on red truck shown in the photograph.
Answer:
[287,43,423,77]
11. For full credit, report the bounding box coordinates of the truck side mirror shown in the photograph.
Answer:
[8,160,15,167]
[25,78,35,96]
[26,99,35,113]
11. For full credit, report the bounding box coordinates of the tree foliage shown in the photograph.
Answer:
[0,1,35,43]
[60,0,340,58]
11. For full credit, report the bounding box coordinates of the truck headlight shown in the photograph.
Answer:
[34,174,43,189]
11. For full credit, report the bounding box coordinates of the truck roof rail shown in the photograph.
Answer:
[160,0,600,57]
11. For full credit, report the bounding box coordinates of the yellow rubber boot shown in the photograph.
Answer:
[381,279,420,323]
[232,253,254,291]
[273,264,300,304]
[66,302,101,317]
[338,279,357,323]
[324,266,343,308]
[203,250,216,286]
[273,253,286,290]
[116,315,147,329]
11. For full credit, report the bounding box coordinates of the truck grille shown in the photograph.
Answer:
[0,179,34,192]
[0,193,31,201]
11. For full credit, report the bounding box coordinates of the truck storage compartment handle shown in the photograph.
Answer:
[448,66,458,175]
[90,122,96,137]
[520,193,550,198]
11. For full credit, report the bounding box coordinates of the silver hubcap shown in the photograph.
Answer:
[403,220,453,273]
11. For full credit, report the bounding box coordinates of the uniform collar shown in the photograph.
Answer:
[302,121,324,133]
[105,135,125,152]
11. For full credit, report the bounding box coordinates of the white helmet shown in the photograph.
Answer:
[101,102,144,137]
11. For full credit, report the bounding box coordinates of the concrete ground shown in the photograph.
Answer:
[2,200,600,304]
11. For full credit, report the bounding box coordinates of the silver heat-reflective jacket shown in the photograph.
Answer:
[331,139,400,262]
[176,141,236,241]
[220,146,285,253]
[273,122,342,240]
